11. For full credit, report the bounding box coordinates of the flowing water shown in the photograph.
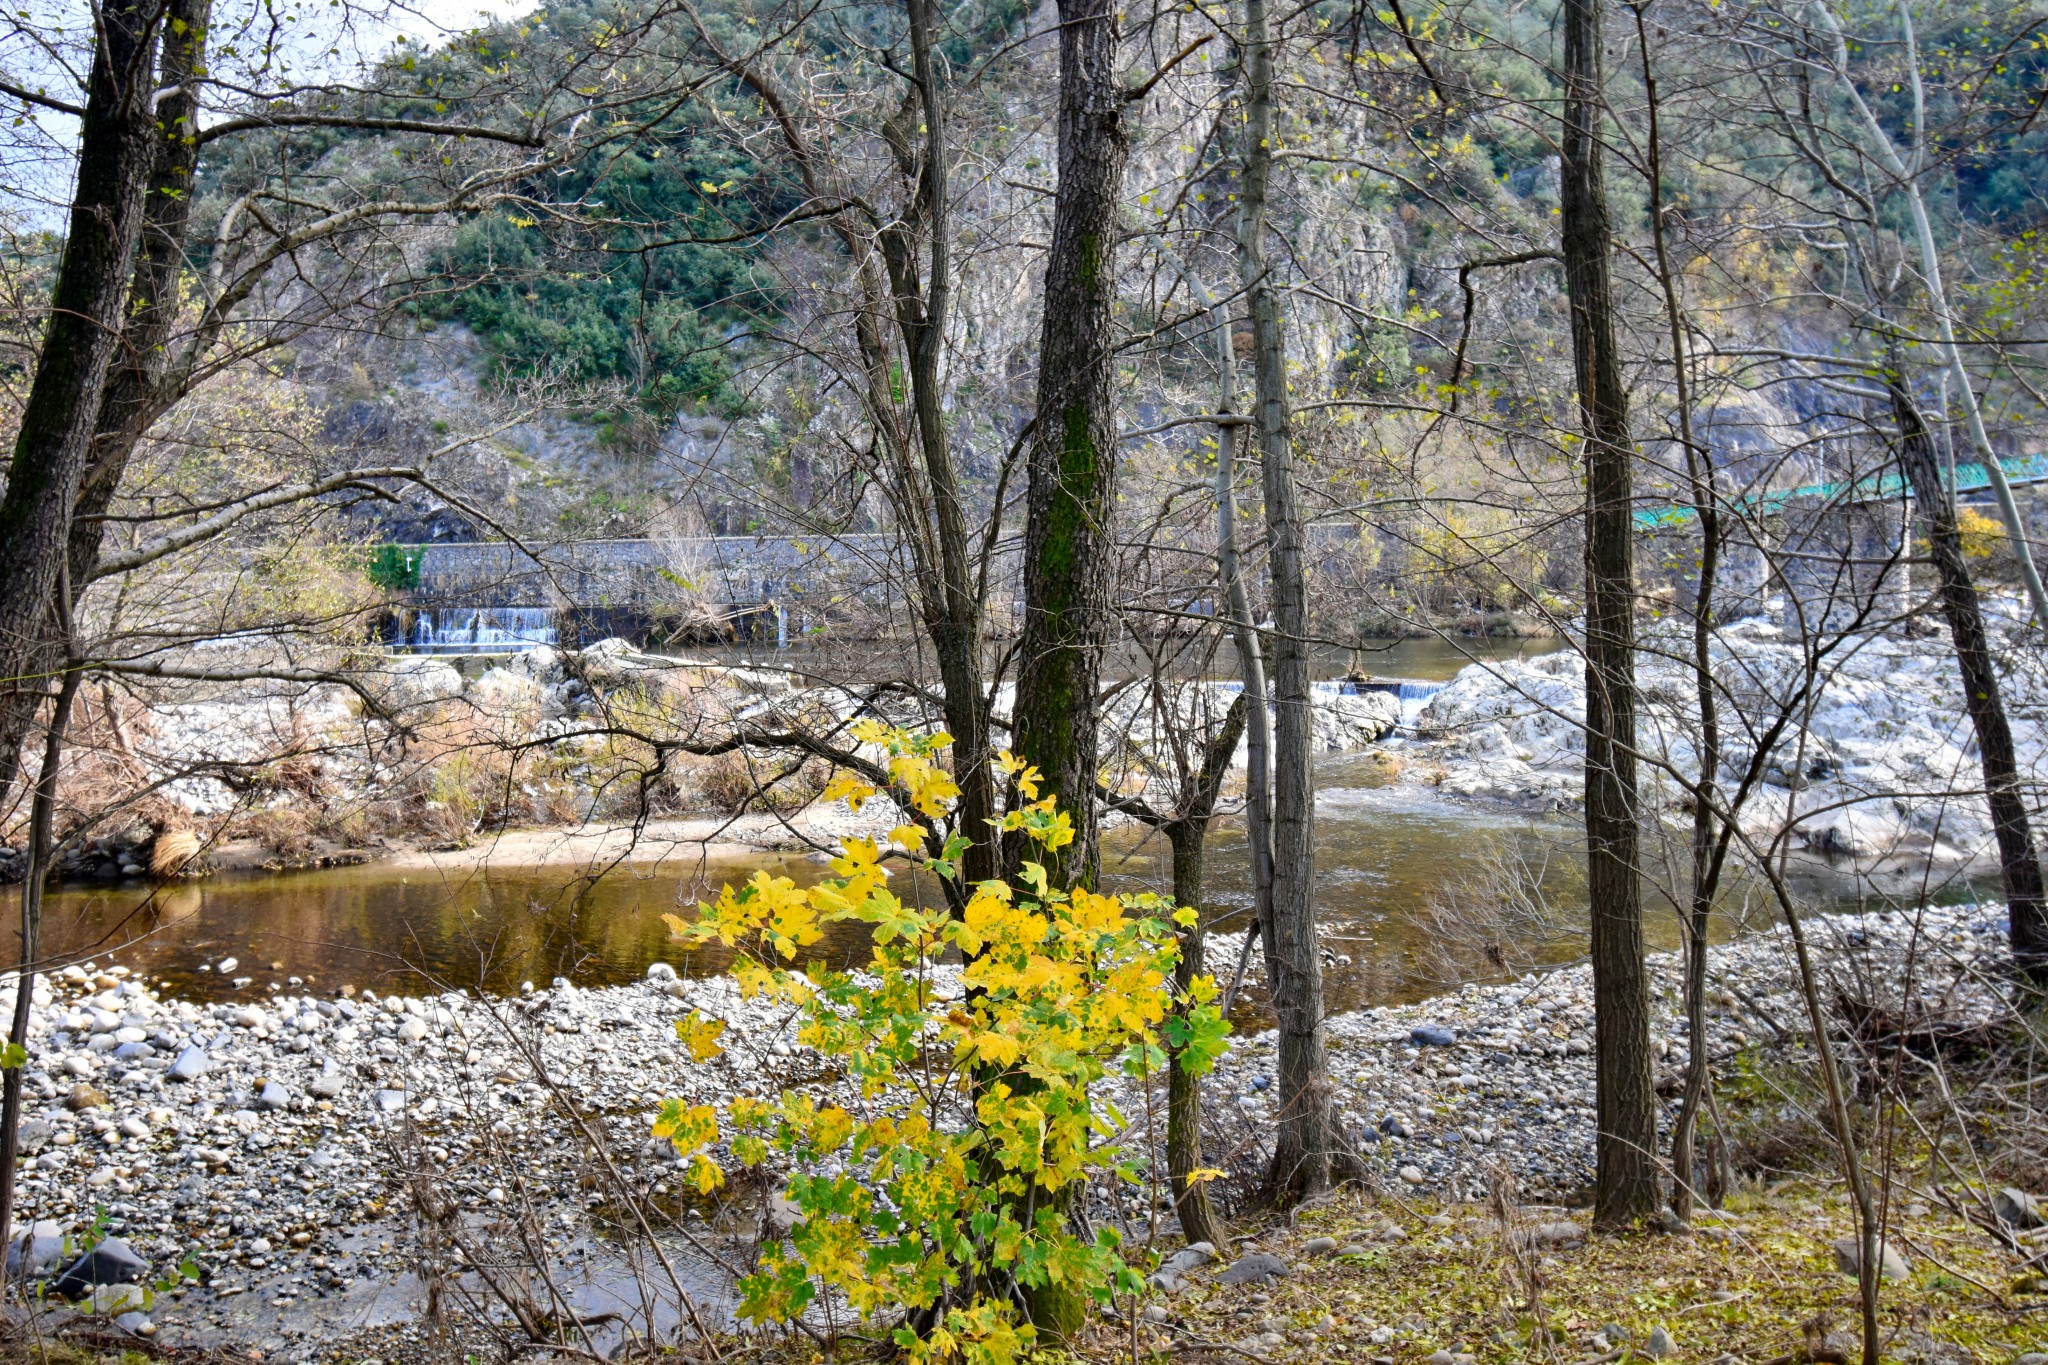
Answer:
[406,605,561,652]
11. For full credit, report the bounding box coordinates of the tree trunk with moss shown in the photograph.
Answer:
[1010,0,1129,1333]
[0,0,210,1259]
[1013,0,1129,898]
[0,0,162,804]
[71,0,212,590]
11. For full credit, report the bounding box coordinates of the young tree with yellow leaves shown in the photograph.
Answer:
[655,724,1231,1364]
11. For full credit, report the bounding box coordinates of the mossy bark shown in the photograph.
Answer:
[1014,0,1129,895]
[1011,0,1130,1334]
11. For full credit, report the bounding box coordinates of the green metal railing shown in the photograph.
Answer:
[1634,452,2048,531]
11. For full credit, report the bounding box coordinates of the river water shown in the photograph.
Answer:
[1,636,1735,1012]
[13,757,1583,1009]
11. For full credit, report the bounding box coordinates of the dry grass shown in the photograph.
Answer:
[146,828,201,878]
[1064,1184,2046,1365]
[0,1325,231,1365]
[678,749,832,815]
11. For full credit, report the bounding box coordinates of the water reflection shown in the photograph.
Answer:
[7,753,1594,1011]
[7,853,882,1001]
[1099,756,1591,1014]
[8,627,2003,1023]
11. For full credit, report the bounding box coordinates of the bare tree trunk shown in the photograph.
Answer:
[1762,859,1883,1365]
[1811,0,2048,632]
[1801,63,2048,983]
[1236,0,1344,1207]
[696,0,997,889]
[1163,697,1246,1249]
[1165,825,1226,1248]
[1670,524,1723,1219]
[1014,0,1129,893]
[1190,266,1274,992]
[0,0,163,803]
[0,669,79,1266]
[1889,376,2048,986]
[1630,4,1721,1220]
[1559,0,1659,1227]
[879,0,995,886]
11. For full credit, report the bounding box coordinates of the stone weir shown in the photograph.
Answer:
[387,535,905,650]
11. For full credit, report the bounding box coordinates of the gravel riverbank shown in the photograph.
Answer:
[0,899,2020,1356]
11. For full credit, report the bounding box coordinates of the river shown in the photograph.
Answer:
[8,635,1934,1014]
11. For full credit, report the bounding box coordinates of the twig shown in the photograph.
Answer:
[1125,35,1214,102]
[1896,1234,2010,1310]
[1174,1340,1282,1363]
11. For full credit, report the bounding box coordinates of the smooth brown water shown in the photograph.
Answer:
[4,747,1987,1014]
[7,753,1589,1010]
[7,639,1583,1008]
[1103,763,1589,1014]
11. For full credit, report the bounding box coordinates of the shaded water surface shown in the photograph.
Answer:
[9,755,1586,1009]
[24,634,1939,1011]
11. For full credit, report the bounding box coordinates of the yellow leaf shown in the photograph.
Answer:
[675,1011,726,1062]
[688,1152,725,1193]
[994,750,1042,799]
[652,1100,719,1152]
[811,1105,854,1151]
[973,1031,1023,1066]
[821,773,876,811]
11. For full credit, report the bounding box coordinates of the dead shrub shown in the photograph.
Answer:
[242,806,321,861]
[682,750,830,815]
[149,827,203,878]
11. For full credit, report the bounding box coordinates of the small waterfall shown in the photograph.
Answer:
[1333,677,1447,729]
[1193,676,1447,729]
[409,607,558,653]
[1394,679,1445,728]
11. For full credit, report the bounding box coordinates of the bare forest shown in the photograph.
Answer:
[4,0,2048,1361]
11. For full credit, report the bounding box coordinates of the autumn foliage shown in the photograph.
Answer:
[655,723,1231,1363]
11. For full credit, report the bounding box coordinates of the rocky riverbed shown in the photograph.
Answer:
[1405,601,2048,880]
[0,898,2022,1355]
[1190,898,2017,1204]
